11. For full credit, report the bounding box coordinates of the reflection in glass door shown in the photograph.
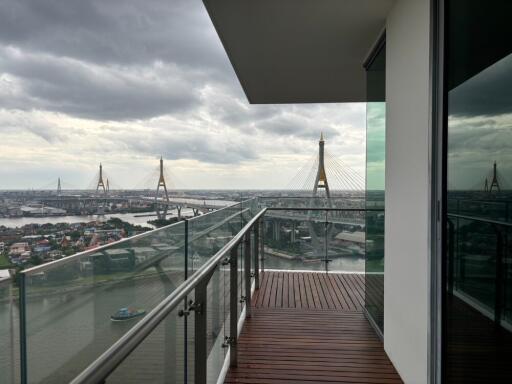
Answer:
[443,1,512,382]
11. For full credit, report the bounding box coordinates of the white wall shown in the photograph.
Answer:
[384,0,431,383]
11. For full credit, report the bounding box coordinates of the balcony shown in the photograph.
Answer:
[15,197,396,384]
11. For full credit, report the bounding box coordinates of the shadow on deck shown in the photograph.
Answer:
[225,271,402,384]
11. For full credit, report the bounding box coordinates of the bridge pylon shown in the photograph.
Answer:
[308,133,333,270]
[155,157,170,220]
[313,132,331,198]
[96,163,107,194]
[489,161,501,193]
[57,177,62,196]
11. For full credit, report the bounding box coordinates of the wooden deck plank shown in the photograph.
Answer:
[293,272,301,309]
[346,274,366,309]
[275,272,284,308]
[282,271,289,308]
[335,274,359,311]
[255,271,268,308]
[326,274,349,310]
[302,272,316,309]
[304,273,316,308]
[326,273,345,309]
[308,273,325,309]
[313,272,330,308]
[297,272,307,308]
[319,273,337,309]
[265,271,275,308]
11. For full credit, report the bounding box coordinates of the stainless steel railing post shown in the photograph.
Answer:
[19,274,28,384]
[229,247,238,367]
[254,221,260,289]
[244,233,252,318]
[260,218,265,273]
[194,272,211,384]
[211,265,220,337]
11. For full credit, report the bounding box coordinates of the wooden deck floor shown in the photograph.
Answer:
[225,271,402,384]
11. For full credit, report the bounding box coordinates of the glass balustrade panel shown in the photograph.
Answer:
[105,304,186,383]
[21,221,186,383]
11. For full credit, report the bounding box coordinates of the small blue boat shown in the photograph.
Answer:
[111,307,146,322]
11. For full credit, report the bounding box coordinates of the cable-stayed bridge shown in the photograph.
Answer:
[259,134,367,255]
[286,132,365,194]
[15,134,367,220]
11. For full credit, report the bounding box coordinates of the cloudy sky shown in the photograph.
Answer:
[448,52,512,190]
[0,0,366,190]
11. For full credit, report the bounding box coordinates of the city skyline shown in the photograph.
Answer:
[0,0,366,190]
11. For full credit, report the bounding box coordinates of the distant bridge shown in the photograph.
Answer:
[38,194,233,218]
[265,210,365,226]
[144,196,234,217]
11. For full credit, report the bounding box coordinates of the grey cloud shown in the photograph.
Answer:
[0,48,202,120]
[203,90,341,140]
[0,0,242,121]
[127,134,258,164]
[448,122,512,153]
[0,0,230,75]
[449,53,512,117]
[93,125,259,165]
[256,113,339,140]
[0,0,356,138]
[0,109,68,142]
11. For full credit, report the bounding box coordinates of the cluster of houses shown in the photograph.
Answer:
[2,221,128,267]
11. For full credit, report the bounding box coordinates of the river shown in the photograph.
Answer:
[0,210,193,229]
[0,271,191,383]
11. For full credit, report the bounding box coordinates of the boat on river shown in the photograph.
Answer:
[111,307,146,322]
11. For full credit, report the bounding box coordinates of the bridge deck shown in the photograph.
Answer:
[225,271,402,384]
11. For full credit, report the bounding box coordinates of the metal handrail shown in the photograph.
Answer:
[69,207,267,384]
[257,195,365,199]
[21,199,253,275]
[447,213,511,227]
[265,207,383,212]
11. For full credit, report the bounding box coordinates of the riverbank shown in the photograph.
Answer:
[0,212,162,229]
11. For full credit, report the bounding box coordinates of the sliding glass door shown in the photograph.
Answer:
[443,1,512,382]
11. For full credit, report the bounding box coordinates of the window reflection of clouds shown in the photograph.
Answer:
[448,53,512,190]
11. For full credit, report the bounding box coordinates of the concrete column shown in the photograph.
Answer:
[385,1,430,383]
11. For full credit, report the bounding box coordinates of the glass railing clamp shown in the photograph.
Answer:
[178,300,203,316]
[221,257,232,266]
[222,336,236,348]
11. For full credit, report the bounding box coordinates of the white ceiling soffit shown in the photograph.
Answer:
[203,0,394,104]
